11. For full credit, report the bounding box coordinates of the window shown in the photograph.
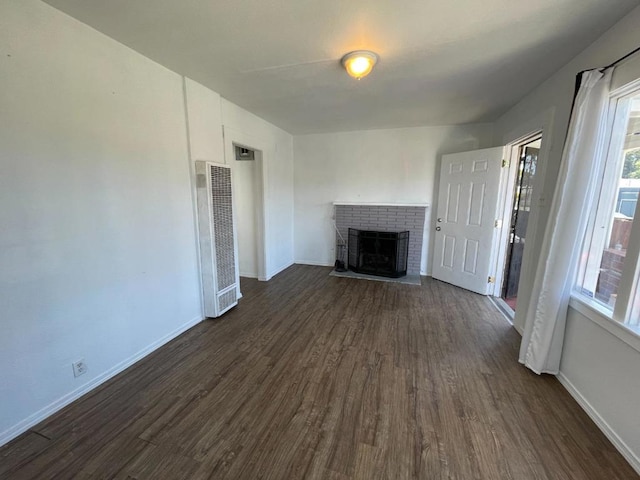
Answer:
[577,87,640,327]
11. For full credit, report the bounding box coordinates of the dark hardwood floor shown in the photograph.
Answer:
[1,265,637,479]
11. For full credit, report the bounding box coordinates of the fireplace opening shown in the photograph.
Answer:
[348,228,409,278]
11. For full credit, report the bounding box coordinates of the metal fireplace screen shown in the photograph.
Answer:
[348,228,409,278]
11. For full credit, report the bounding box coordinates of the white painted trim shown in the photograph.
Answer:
[501,107,556,332]
[489,296,515,323]
[0,315,204,447]
[491,143,518,296]
[266,260,295,281]
[557,372,640,476]
[491,131,544,298]
[295,260,334,267]
[333,202,429,207]
[223,127,272,284]
[181,77,206,319]
[488,295,525,334]
[569,295,640,353]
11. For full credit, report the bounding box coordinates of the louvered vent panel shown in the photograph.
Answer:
[210,165,236,290]
[218,289,237,313]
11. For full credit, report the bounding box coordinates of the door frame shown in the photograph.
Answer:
[491,131,543,298]
[492,108,555,333]
[223,126,271,284]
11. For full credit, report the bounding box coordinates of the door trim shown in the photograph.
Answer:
[491,132,542,297]
[493,109,556,333]
[223,126,271,284]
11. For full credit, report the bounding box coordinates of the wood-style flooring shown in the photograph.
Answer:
[1,265,637,479]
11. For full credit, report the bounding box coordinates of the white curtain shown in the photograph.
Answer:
[519,69,613,374]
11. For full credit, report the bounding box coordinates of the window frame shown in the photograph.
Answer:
[574,76,640,336]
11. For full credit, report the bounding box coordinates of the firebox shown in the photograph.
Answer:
[348,229,409,278]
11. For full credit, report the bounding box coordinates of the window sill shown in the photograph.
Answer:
[569,294,640,353]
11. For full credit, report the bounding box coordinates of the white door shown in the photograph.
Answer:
[432,147,505,294]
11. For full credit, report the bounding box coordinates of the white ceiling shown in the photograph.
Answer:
[44,0,639,134]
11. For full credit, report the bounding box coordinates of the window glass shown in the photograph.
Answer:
[578,96,640,310]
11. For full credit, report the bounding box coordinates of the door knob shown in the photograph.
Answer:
[435,226,441,231]
[437,218,443,222]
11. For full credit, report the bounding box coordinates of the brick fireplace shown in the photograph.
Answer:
[334,203,428,275]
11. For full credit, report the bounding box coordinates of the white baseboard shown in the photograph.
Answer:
[0,315,204,447]
[557,372,640,475]
[265,260,295,281]
[294,260,334,267]
[248,261,294,282]
[488,296,515,325]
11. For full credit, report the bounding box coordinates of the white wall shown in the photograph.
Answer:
[560,309,640,467]
[222,99,295,279]
[0,1,295,446]
[233,157,259,277]
[0,0,202,443]
[493,5,640,470]
[184,78,224,164]
[293,124,494,274]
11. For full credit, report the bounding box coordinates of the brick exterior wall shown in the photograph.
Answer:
[596,248,626,305]
[334,204,427,275]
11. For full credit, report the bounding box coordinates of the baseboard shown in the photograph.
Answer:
[0,314,204,447]
[557,372,640,475]
[264,260,295,281]
[294,260,334,267]
[488,296,515,325]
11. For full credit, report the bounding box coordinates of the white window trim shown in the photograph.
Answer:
[576,98,627,295]
[569,293,640,353]
[574,77,640,330]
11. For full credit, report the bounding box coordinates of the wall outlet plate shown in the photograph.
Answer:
[72,359,87,378]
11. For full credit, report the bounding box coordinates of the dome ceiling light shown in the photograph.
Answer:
[341,50,379,80]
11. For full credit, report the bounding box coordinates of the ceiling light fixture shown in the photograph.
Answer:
[341,50,378,79]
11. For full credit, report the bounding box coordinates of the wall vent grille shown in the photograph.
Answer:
[235,145,255,161]
[195,161,239,318]
[210,166,236,290]
[218,289,237,313]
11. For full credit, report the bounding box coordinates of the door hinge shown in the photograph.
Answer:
[488,276,495,284]
[494,219,502,228]
[502,159,509,168]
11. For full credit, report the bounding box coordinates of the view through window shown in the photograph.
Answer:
[578,93,640,326]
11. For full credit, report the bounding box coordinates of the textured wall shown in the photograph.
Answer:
[334,205,426,275]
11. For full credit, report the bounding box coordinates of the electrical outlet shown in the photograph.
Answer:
[72,359,87,378]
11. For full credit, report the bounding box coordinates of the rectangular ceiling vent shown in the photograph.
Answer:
[234,145,255,161]
[195,161,240,318]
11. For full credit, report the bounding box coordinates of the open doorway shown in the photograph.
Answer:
[232,144,260,279]
[499,135,542,313]
[223,127,270,299]
[431,131,547,306]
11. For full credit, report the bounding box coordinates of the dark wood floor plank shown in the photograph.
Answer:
[1,265,637,479]
[0,432,50,477]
